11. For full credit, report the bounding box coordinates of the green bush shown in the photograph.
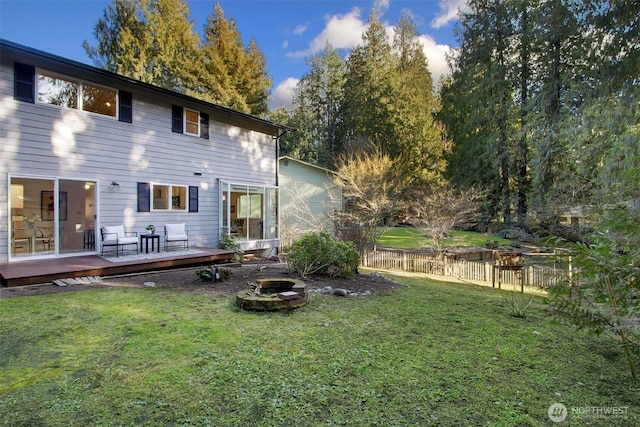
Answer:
[287,232,360,278]
[218,228,243,261]
[195,265,232,282]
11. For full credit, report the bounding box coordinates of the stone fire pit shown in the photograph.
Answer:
[236,278,309,311]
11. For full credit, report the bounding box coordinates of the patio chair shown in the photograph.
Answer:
[35,227,54,251]
[11,226,32,254]
[100,225,138,256]
[164,223,189,251]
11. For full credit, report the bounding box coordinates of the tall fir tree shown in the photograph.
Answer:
[84,0,270,115]
[83,0,151,82]
[339,9,396,154]
[139,0,201,92]
[441,0,519,224]
[392,12,448,187]
[288,43,346,167]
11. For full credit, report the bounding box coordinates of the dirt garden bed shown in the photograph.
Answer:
[0,260,404,299]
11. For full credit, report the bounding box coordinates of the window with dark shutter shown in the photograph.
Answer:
[172,105,183,133]
[14,62,35,103]
[137,182,151,212]
[119,91,132,123]
[200,113,209,139]
[189,186,199,212]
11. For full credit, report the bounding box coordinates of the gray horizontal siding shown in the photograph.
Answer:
[0,57,277,261]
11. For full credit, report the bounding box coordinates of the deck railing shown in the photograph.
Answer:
[361,249,572,288]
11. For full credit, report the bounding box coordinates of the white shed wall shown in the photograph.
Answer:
[279,159,342,244]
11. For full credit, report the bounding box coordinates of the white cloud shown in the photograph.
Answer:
[374,0,390,12]
[270,77,299,110]
[417,34,453,88]
[286,7,367,58]
[293,24,307,35]
[431,0,468,29]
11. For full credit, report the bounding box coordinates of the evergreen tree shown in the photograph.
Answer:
[339,9,396,154]
[140,0,201,92]
[242,38,271,117]
[200,3,270,115]
[441,0,519,224]
[83,0,151,82]
[527,0,583,219]
[199,3,248,110]
[85,0,270,115]
[336,9,448,186]
[289,43,346,167]
[392,12,448,186]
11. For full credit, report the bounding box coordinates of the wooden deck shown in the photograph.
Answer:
[0,247,234,287]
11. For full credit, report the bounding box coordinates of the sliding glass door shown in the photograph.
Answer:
[220,181,278,241]
[9,177,96,259]
[58,179,96,254]
[9,177,54,258]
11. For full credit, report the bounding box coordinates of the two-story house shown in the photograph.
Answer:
[0,39,289,263]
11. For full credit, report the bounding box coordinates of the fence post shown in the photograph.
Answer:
[568,256,573,295]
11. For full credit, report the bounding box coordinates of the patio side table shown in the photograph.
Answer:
[140,234,160,254]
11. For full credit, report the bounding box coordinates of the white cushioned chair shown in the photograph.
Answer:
[164,223,189,251]
[101,225,138,256]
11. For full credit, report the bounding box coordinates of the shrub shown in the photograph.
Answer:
[218,228,243,261]
[287,232,360,278]
[503,292,533,318]
[195,265,232,282]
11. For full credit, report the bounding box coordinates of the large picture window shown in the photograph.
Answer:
[83,82,117,116]
[38,71,78,108]
[37,70,117,118]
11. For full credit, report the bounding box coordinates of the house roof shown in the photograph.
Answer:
[279,156,336,175]
[1,39,295,137]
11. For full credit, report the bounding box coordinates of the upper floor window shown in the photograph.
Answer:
[184,109,200,136]
[37,70,117,118]
[172,105,209,139]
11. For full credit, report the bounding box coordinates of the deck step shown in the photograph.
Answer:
[53,276,102,287]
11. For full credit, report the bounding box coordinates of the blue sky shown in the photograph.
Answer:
[0,0,466,110]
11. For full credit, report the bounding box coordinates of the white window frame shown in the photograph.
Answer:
[36,68,118,118]
[219,181,279,241]
[151,183,188,212]
[184,108,200,137]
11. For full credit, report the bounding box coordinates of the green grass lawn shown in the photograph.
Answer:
[1,277,638,426]
[377,227,512,250]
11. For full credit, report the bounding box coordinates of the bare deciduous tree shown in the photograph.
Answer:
[410,183,484,256]
[280,184,335,249]
[332,151,404,252]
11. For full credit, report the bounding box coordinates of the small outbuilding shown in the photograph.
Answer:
[278,156,342,247]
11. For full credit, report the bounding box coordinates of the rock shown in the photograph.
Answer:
[320,286,334,295]
[333,288,349,297]
[363,290,372,296]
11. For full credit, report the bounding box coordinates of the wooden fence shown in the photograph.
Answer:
[361,249,572,288]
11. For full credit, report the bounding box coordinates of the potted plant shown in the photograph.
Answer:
[145,224,155,235]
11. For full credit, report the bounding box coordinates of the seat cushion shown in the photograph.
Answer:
[167,234,188,241]
[119,237,139,245]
